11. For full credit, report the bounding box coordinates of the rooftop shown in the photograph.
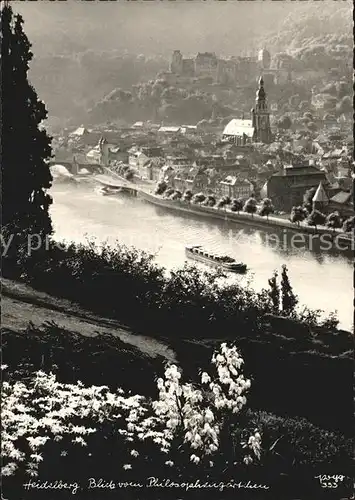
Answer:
[330,191,352,205]
[273,164,324,177]
[223,119,254,138]
[158,126,181,133]
[312,182,328,203]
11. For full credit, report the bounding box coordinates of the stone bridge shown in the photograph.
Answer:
[49,161,102,175]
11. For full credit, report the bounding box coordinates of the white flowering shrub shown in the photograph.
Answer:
[1,343,261,479]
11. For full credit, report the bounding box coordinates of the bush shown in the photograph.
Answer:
[243,197,257,216]
[154,180,167,195]
[182,189,193,201]
[342,216,354,233]
[290,206,307,225]
[244,410,352,469]
[326,211,342,229]
[307,210,326,228]
[259,198,274,218]
[230,199,243,212]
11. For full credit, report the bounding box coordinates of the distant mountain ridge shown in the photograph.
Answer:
[14,1,351,127]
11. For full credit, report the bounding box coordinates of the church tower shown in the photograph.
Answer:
[253,76,272,144]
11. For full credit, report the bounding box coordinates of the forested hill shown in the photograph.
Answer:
[15,0,351,128]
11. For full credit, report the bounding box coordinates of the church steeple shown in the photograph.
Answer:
[256,76,267,111]
[253,76,272,144]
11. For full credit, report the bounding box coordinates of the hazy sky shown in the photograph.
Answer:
[15,1,351,57]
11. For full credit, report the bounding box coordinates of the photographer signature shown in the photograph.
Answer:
[314,475,345,489]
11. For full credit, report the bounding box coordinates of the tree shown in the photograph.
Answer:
[183,190,193,202]
[1,4,53,236]
[268,271,280,315]
[164,187,175,198]
[243,197,257,217]
[307,209,326,230]
[124,169,134,181]
[259,198,274,219]
[326,211,342,229]
[205,195,216,207]
[217,196,231,210]
[155,180,167,195]
[230,199,243,213]
[170,190,182,201]
[280,265,298,317]
[192,192,206,204]
[342,216,355,233]
[290,206,306,226]
[277,115,292,130]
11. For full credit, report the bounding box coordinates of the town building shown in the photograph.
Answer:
[158,126,182,135]
[327,191,354,218]
[172,167,209,193]
[261,163,327,212]
[165,155,191,171]
[218,176,254,200]
[128,146,163,179]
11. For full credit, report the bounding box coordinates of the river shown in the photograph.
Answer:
[50,183,353,331]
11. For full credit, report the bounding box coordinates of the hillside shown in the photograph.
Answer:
[14,0,352,128]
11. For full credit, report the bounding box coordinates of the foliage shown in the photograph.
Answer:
[170,190,182,201]
[124,169,134,181]
[276,115,292,130]
[267,271,280,315]
[154,180,167,195]
[243,197,257,216]
[1,233,342,347]
[1,5,53,236]
[259,198,274,218]
[163,187,175,198]
[341,216,355,233]
[191,192,206,204]
[280,265,298,316]
[307,210,326,228]
[202,195,216,207]
[246,410,352,469]
[230,199,243,213]
[326,211,342,229]
[290,206,307,225]
[183,189,193,202]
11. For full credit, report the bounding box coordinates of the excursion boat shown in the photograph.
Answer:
[95,185,122,196]
[185,245,247,273]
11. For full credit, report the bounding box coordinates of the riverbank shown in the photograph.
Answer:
[92,170,353,250]
[138,189,353,249]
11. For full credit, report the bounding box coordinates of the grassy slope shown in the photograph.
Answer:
[2,278,176,363]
